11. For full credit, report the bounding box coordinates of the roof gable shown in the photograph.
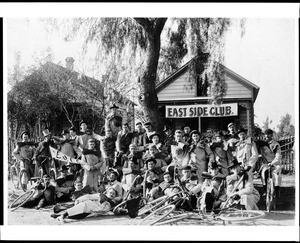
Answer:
[156,58,260,103]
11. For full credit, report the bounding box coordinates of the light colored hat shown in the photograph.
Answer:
[42,129,51,137]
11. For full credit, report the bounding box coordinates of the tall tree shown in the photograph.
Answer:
[46,17,233,131]
[277,113,295,138]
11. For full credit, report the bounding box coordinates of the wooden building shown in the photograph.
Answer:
[156,59,260,135]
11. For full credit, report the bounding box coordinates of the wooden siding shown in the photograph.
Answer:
[158,71,253,100]
[157,71,195,100]
[224,76,252,99]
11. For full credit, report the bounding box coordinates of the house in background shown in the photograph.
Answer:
[156,58,260,135]
[8,57,135,141]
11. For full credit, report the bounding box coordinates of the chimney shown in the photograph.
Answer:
[65,57,75,71]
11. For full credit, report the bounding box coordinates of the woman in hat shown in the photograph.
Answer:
[188,130,215,183]
[81,138,103,193]
[233,127,259,176]
[224,159,260,210]
[12,131,37,190]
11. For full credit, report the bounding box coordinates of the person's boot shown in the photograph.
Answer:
[36,198,45,210]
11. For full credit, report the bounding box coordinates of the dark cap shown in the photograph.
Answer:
[227,123,235,128]
[236,127,248,135]
[182,165,192,171]
[145,157,157,165]
[144,121,152,127]
[264,129,274,135]
[109,103,119,110]
[190,130,201,137]
[136,122,142,126]
[20,131,30,138]
[59,165,69,172]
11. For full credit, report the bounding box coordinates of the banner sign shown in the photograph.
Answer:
[166,103,238,118]
[50,146,81,164]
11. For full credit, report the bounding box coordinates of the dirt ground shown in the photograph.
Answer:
[5,175,297,226]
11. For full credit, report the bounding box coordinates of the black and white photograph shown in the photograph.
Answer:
[1,2,299,241]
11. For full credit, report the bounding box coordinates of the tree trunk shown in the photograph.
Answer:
[135,18,167,132]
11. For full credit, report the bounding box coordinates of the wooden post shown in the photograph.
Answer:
[198,117,201,133]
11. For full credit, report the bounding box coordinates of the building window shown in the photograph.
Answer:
[196,74,208,97]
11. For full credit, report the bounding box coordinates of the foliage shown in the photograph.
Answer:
[262,116,273,132]
[277,113,295,139]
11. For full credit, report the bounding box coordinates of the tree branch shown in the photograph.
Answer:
[133,18,152,33]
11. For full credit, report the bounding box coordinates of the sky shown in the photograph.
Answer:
[3,4,299,133]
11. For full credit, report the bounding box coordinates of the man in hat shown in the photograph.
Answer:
[115,123,135,167]
[104,104,123,137]
[138,121,155,152]
[143,157,164,194]
[209,131,233,178]
[55,186,120,223]
[54,165,76,202]
[149,171,179,200]
[102,168,124,202]
[142,144,168,171]
[224,159,260,210]
[198,162,227,213]
[181,165,202,195]
[22,174,56,209]
[99,129,117,168]
[204,128,214,146]
[234,127,259,177]
[182,124,192,144]
[81,138,103,192]
[69,127,78,140]
[169,130,190,173]
[12,131,36,190]
[133,121,145,148]
[227,122,238,139]
[33,129,56,177]
[162,125,174,162]
[122,143,144,170]
[188,130,215,183]
[259,129,282,198]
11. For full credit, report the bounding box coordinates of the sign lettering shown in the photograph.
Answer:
[166,103,238,118]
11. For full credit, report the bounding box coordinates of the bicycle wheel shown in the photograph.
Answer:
[19,170,30,192]
[155,212,193,225]
[138,195,168,217]
[139,204,176,225]
[219,210,265,222]
[9,190,35,211]
[10,165,19,189]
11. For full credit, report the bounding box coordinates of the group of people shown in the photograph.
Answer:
[12,118,282,222]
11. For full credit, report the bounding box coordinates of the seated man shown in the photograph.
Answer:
[22,174,56,210]
[198,162,226,213]
[54,186,121,223]
[54,165,75,202]
[121,159,143,198]
[102,168,124,202]
[149,171,180,200]
[223,159,260,210]
[142,144,168,171]
[141,158,164,197]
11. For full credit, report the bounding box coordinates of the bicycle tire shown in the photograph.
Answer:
[155,212,193,225]
[112,200,127,214]
[219,210,265,222]
[138,195,168,217]
[139,204,176,225]
[9,190,35,211]
[10,165,19,189]
[19,170,30,192]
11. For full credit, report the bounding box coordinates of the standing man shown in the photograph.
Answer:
[182,125,192,144]
[81,138,103,193]
[33,129,56,177]
[100,129,117,168]
[12,131,36,190]
[138,121,155,152]
[260,129,282,198]
[133,122,145,148]
[234,127,259,176]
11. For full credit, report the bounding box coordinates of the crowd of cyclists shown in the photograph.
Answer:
[11,110,283,222]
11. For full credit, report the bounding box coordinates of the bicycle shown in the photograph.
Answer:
[37,156,58,180]
[9,177,45,211]
[18,158,36,192]
[9,159,20,189]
